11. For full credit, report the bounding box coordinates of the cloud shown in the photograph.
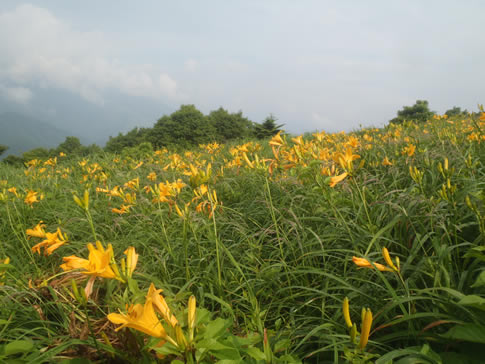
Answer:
[184,59,198,72]
[0,84,33,104]
[0,4,179,104]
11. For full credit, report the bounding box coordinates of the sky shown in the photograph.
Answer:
[0,1,484,143]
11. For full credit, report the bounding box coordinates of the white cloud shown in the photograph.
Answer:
[184,59,198,72]
[0,4,179,104]
[0,84,33,104]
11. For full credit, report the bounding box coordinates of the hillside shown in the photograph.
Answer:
[0,112,70,157]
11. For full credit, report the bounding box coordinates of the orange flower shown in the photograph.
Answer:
[60,241,117,279]
[24,190,43,207]
[26,222,47,239]
[108,299,167,338]
[146,283,179,328]
[352,256,393,272]
[31,228,68,255]
[329,172,348,188]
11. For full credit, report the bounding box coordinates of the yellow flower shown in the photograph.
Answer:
[359,308,373,349]
[147,172,157,181]
[123,247,138,278]
[108,299,167,338]
[26,222,47,238]
[147,283,179,328]
[31,228,68,255]
[334,147,360,172]
[382,157,393,166]
[329,172,348,188]
[7,187,19,197]
[382,247,399,271]
[24,190,43,207]
[112,205,132,214]
[342,297,352,328]
[60,241,117,279]
[352,256,393,272]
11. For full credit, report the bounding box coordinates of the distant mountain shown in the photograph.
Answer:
[0,112,71,157]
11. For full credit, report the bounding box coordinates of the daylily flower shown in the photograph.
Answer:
[24,190,43,207]
[329,172,348,188]
[123,247,138,279]
[26,222,47,238]
[60,241,118,279]
[31,228,68,255]
[108,299,167,338]
[147,283,178,328]
[352,256,393,272]
[359,308,373,350]
[61,241,122,297]
[382,157,393,166]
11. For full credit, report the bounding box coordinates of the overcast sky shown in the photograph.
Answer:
[0,1,484,139]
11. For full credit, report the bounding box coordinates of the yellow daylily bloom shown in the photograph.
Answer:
[31,228,68,256]
[329,172,348,188]
[382,157,393,166]
[26,222,47,239]
[352,256,393,272]
[124,247,138,278]
[382,247,399,271]
[342,297,353,328]
[24,190,43,207]
[146,283,178,328]
[359,308,373,349]
[60,241,117,279]
[108,299,167,338]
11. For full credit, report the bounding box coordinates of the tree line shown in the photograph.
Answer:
[1,101,480,165]
[1,105,282,164]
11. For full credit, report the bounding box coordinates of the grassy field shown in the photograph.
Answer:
[1,113,485,363]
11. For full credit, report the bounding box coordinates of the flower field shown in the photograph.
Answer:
[1,113,485,363]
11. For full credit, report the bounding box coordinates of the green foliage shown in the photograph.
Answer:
[390,100,435,124]
[22,147,51,160]
[445,106,467,117]
[105,127,151,153]
[149,105,216,149]
[1,114,485,361]
[0,145,7,156]
[254,114,284,139]
[208,107,255,141]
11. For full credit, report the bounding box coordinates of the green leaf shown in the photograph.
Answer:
[441,323,485,344]
[457,295,485,311]
[203,318,230,339]
[471,271,485,288]
[245,346,266,361]
[274,339,290,353]
[3,340,34,356]
[151,342,181,357]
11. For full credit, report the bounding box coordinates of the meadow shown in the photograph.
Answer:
[1,113,485,363]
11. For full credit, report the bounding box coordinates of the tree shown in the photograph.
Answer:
[445,106,468,117]
[105,128,150,153]
[208,108,254,141]
[148,105,216,149]
[0,145,7,156]
[390,100,435,124]
[56,136,83,155]
[254,114,284,139]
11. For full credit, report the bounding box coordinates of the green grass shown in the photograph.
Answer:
[1,116,485,363]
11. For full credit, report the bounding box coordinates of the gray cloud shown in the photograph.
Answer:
[0,4,180,105]
[0,84,32,104]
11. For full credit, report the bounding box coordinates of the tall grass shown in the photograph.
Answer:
[1,114,484,363]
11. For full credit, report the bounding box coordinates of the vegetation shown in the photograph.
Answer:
[1,107,485,362]
[389,100,435,124]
